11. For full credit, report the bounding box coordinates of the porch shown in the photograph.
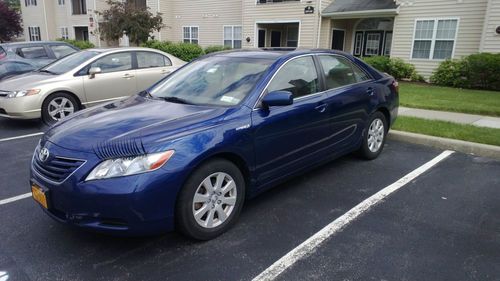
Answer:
[255,22,300,48]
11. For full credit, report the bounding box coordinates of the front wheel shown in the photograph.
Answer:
[176,159,245,240]
[41,93,79,125]
[357,111,387,160]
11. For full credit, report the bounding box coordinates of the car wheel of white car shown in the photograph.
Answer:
[176,159,245,240]
[357,111,387,160]
[42,93,79,125]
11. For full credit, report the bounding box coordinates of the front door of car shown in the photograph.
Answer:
[134,51,176,92]
[82,52,137,105]
[316,55,374,150]
[251,56,332,186]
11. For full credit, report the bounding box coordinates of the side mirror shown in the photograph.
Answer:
[88,67,102,79]
[262,90,293,107]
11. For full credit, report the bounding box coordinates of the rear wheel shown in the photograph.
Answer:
[42,93,79,125]
[176,159,245,240]
[357,111,387,160]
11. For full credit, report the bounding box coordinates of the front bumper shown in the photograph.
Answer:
[30,141,187,236]
[0,95,42,119]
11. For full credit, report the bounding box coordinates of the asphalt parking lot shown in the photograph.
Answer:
[0,117,499,281]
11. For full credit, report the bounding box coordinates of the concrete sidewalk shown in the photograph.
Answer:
[398,107,500,129]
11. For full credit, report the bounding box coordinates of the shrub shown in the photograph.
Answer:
[204,45,231,54]
[141,40,204,61]
[363,56,420,81]
[56,38,95,49]
[431,53,500,90]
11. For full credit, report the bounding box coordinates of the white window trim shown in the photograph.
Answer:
[182,26,199,44]
[223,25,242,49]
[410,17,460,61]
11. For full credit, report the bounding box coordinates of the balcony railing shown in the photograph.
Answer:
[257,0,300,4]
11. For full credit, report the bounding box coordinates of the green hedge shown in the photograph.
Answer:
[431,53,500,91]
[204,45,231,54]
[141,40,205,61]
[56,38,95,49]
[363,56,423,81]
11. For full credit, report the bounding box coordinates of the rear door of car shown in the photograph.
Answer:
[316,54,374,150]
[133,51,176,92]
[251,55,333,186]
[82,51,137,105]
[16,44,52,67]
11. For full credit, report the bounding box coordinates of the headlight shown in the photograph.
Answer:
[7,89,41,98]
[85,150,174,181]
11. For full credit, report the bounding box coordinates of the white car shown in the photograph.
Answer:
[0,47,185,124]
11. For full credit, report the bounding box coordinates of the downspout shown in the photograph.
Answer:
[94,0,101,47]
[42,0,50,40]
[479,0,492,52]
[157,0,162,40]
[316,0,322,48]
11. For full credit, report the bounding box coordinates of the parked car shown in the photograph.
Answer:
[0,47,185,124]
[30,49,398,239]
[0,60,38,81]
[0,41,79,68]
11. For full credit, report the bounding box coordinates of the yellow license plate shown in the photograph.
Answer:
[32,184,48,209]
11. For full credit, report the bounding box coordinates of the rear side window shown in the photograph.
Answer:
[50,45,77,59]
[90,52,133,73]
[18,46,49,59]
[136,51,171,68]
[267,56,320,99]
[318,55,370,90]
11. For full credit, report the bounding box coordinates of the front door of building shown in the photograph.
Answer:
[271,31,281,47]
[331,29,345,51]
[258,29,266,48]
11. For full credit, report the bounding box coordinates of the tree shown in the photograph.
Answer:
[5,0,21,12]
[97,0,163,46]
[0,0,22,42]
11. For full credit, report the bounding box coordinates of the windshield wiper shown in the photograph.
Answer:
[157,96,193,105]
[37,69,56,74]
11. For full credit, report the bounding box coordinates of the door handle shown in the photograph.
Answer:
[367,87,375,96]
[161,69,171,75]
[122,73,134,79]
[315,103,328,113]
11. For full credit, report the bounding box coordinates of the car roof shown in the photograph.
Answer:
[0,41,73,47]
[85,47,169,53]
[209,48,353,60]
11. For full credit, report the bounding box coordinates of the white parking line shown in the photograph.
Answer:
[252,150,455,281]
[0,132,44,143]
[0,192,32,206]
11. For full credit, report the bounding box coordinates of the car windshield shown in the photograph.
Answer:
[149,56,272,106]
[40,50,100,74]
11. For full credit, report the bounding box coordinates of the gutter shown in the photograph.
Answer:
[322,8,399,18]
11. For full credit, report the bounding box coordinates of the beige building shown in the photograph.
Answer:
[21,0,500,77]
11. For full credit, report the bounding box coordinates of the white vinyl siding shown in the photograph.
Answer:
[28,26,41,41]
[183,26,199,44]
[224,26,242,48]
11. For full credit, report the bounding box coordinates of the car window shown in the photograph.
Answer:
[18,46,49,59]
[90,52,133,73]
[0,47,6,59]
[267,56,320,99]
[50,45,77,59]
[136,51,171,68]
[318,55,370,90]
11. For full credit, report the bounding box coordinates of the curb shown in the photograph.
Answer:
[388,130,500,160]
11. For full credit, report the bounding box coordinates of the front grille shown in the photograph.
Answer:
[32,147,85,184]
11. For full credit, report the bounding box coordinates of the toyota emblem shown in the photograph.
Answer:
[39,148,50,162]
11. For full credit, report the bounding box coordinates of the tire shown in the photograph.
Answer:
[41,92,79,125]
[176,159,245,240]
[357,111,388,160]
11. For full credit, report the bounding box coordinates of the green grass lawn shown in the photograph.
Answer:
[393,116,500,146]
[399,82,500,117]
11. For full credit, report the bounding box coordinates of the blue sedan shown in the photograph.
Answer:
[30,49,399,239]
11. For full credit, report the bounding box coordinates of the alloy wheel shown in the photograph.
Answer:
[367,118,384,153]
[48,97,75,121]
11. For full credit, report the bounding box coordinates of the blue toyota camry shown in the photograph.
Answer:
[30,49,399,240]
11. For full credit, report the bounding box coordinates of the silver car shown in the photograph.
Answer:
[0,47,185,124]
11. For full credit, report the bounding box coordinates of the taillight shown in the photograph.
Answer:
[391,80,399,94]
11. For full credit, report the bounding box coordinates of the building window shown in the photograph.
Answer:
[71,0,87,15]
[384,32,392,56]
[412,18,458,60]
[183,26,199,44]
[224,26,242,49]
[286,26,298,47]
[58,0,65,5]
[257,0,300,4]
[365,33,381,56]
[28,26,41,41]
[127,0,146,9]
[354,32,362,56]
[60,27,69,39]
[25,0,37,6]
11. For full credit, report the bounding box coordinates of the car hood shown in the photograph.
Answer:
[44,94,228,154]
[0,72,62,90]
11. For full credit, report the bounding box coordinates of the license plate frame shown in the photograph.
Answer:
[31,183,49,209]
